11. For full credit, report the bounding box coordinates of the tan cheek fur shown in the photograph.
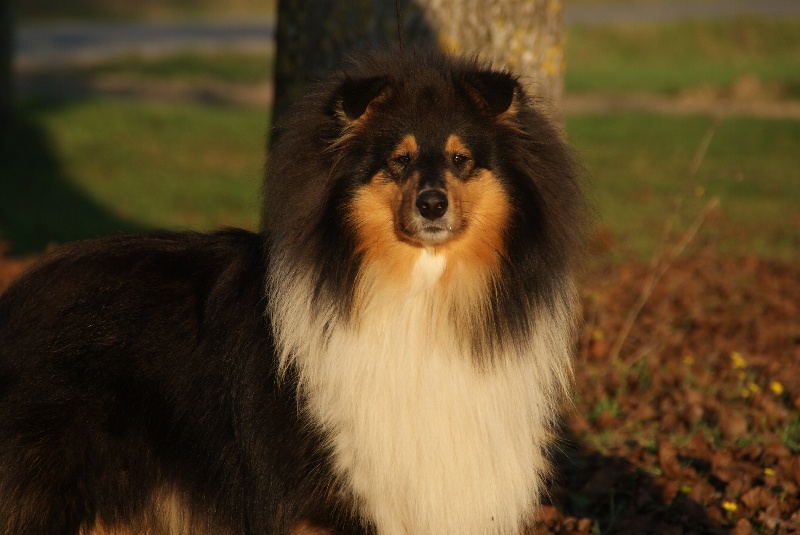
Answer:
[349,175,419,285]
[439,169,510,280]
[348,134,422,285]
[440,135,510,280]
[349,171,510,294]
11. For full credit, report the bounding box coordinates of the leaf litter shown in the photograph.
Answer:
[536,254,800,534]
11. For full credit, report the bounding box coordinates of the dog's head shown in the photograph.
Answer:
[265,50,585,333]
[332,67,525,281]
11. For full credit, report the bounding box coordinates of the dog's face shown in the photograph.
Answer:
[335,68,521,278]
[350,131,513,278]
[385,133,470,246]
[369,132,506,246]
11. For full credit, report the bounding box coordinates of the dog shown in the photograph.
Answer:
[0,49,585,534]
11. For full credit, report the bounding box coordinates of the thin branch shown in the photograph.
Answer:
[609,119,721,363]
[610,197,719,363]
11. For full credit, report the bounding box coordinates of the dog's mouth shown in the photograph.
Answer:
[415,224,453,245]
[399,209,461,246]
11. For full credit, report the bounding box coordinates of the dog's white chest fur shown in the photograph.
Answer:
[272,250,573,534]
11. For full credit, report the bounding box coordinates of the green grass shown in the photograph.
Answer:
[40,99,267,230]
[90,51,273,85]
[566,112,800,260]
[6,15,799,260]
[782,415,800,454]
[1,100,266,253]
[566,17,800,97]
[562,16,800,261]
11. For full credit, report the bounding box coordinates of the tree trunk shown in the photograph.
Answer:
[272,0,565,123]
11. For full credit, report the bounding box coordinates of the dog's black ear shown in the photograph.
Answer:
[463,70,520,115]
[338,75,390,122]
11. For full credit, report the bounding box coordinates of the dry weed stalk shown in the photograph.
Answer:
[610,119,721,364]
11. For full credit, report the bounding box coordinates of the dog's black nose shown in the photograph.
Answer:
[416,190,448,220]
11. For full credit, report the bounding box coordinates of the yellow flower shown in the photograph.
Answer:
[682,355,694,366]
[680,484,692,494]
[730,351,747,369]
[747,382,760,394]
[763,468,776,477]
[722,501,738,512]
[769,381,784,396]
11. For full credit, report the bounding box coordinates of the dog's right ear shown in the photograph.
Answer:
[462,70,520,116]
[336,76,390,123]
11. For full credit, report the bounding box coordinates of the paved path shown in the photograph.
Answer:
[16,20,275,68]
[15,0,800,67]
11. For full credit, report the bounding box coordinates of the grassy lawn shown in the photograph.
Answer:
[567,113,800,261]
[566,17,800,97]
[5,16,799,261]
[1,100,266,253]
[562,16,800,261]
[37,99,266,230]
[90,51,273,85]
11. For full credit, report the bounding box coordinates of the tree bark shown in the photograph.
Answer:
[272,0,565,122]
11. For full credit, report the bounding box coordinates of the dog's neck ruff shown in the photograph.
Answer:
[269,248,575,534]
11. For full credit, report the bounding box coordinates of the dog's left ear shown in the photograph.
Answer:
[337,75,390,123]
[463,70,520,116]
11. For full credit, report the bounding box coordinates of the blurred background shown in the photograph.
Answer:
[2,0,798,260]
[1,2,800,532]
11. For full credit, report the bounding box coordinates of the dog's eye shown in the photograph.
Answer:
[452,153,471,166]
[393,154,411,167]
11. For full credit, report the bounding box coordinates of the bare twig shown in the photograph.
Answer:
[609,119,721,363]
[610,197,719,362]
[652,117,720,268]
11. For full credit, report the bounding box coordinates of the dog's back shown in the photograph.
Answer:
[0,230,354,534]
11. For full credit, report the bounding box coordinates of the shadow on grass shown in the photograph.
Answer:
[543,431,728,534]
[0,105,142,254]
